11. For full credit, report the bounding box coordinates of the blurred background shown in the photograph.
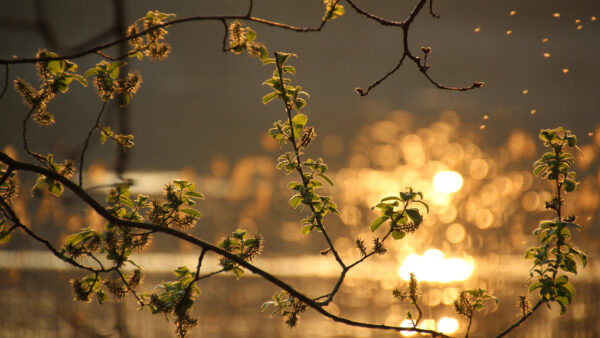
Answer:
[0,1,599,337]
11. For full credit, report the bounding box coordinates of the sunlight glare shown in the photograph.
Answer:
[398,249,473,283]
[437,317,459,334]
[399,320,417,336]
[433,171,463,193]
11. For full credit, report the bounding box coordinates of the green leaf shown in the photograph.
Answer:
[564,180,576,192]
[282,66,296,74]
[528,281,542,292]
[317,173,333,186]
[49,182,64,197]
[245,28,256,42]
[262,92,278,104]
[69,74,88,87]
[96,290,107,304]
[47,60,63,75]
[289,195,302,209]
[391,230,405,240]
[370,216,389,232]
[181,208,202,218]
[533,164,546,176]
[291,113,308,127]
[108,61,126,79]
[301,225,313,235]
[0,229,11,244]
[185,191,204,199]
[406,208,423,225]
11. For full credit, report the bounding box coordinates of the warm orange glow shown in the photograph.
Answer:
[433,171,463,193]
[400,320,417,336]
[437,317,459,334]
[398,249,473,283]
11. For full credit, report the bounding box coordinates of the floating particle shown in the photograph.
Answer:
[562,68,569,74]
[575,19,581,24]
[542,38,549,43]
[483,115,489,120]
[588,132,594,137]
[530,109,537,115]
[474,27,481,33]
[577,25,583,30]
[510,10,517,16]
[553,13,561,18]
[522,89,529,95]
[592,16,597,21]
[480,124,486,130]
[543,53,551,58]
[506,30,513,35]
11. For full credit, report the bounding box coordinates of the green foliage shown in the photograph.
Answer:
[323,0,345,21]
[32,154,75,197]
[370,188,428,240]
[86,60,142,105]
[140,266,200,338]
[218,229,264,277]
[127,11,176,60]
[228,21,269,61]
[526,127,586,314]
[262,291,307,328]
[14,49,87,127]
[392,273,423,327]
[454,288,498,318]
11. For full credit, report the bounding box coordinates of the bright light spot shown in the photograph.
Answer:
[522,89,528,95]
[577,25,583,30]
[474,27,481,33]
[575,19,581,24]
[483,114,489,120]
[543,52,551,58]
[480,124,486,130]
[399,320,417,336]
[530,109,537,115]
[509,10,516,16]
[553,13,561,18]
[562,68,569,74]
[437,317,459,334]
[420,319,436,331]
[398,249,474,283]
[592,16,597,21]
[506,30,512,35]
[542,37,549,43]
[433,171,463,193]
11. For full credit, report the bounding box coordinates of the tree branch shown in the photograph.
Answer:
[0,151,449,337]
[495,300,543,337]
[0,64,8,100]
[0,196,114,273]
[79,101,108,186]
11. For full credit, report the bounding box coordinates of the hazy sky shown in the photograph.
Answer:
[1,1,599,172]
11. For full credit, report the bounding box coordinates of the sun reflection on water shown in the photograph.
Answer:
[398,249,474,283]
[433,171,463,193]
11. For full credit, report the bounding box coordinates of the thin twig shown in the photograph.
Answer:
[495,301,543,337]
[0,64,8,99]
[429,0,441,18]
[344,0,404,26]
[79,101,108,186]
[22,107,47,165]
[247,0,254,17]
[220,19,230,52]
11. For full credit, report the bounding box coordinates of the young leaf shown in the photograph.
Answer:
[370,216,389,232]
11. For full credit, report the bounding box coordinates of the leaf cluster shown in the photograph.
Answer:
[218,229,264,277]
[262,291,307,328]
